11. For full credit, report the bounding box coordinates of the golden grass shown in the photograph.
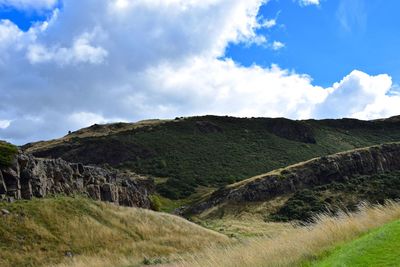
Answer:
[173,201,400,267]
[0,197,229,267]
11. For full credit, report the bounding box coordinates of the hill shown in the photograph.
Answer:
[186,143,400,222]
[22,115,400,199]
[0,197,229,267]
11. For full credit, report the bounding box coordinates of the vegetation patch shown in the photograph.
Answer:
[24,116,400,199]
[0,141,18,168]
[270,171,400,222]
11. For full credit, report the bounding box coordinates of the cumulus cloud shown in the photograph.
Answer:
[27,32,108,65]
[315,70,397,119]
[0,0,398,145]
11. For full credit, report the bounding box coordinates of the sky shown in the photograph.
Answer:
[0,0,400,145]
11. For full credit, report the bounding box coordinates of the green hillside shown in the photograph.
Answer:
[307,219,400,267]
[24,116,400,199]
[0,197,229,267]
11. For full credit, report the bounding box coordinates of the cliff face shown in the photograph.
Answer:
[0,152,153,208]
[187,143,400,215]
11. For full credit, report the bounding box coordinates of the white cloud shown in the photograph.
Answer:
[67,112,125,130]
[0,20,22,49]
[314,70,395,119]
[0,0,57,10]
[271,41,285,50]
[260,18,277,29]
[298,0,320,7]
[0,0,398,145]
[27,32,108,65]
[0,120,11,129]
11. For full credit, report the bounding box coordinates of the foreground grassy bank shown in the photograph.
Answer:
[0,197,229,267]
[308,219,400,267]
[173,201,400,267]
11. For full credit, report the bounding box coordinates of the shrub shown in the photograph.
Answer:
[0,141,18,168]
[270,189,326,222]
[149,195,162,211]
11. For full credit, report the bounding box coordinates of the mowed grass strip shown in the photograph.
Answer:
[307,219,400,267]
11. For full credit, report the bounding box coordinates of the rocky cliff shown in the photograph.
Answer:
[0,152,153,208]
[187,142,400,215]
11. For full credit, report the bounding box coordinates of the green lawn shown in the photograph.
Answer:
[308,220,400,267]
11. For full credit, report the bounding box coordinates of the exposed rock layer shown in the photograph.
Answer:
[265,118,316,144]
[187,143,400,215]
[0,152,153,208]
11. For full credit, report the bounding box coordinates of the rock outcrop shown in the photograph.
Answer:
[0,152,153,208]
[265,118,316,144]
[187,143,400,215]
[195,121,223,134]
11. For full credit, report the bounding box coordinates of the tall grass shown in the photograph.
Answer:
[173,201,400,267]
[0,197,229,267]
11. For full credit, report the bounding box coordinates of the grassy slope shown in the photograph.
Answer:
[23,116,400,199]
[175,202,400,267]
[0,197,229,267]
[190,154,400,223]
[308,220,400,267]
[270,171,400,222]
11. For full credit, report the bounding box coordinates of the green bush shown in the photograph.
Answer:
[149,195,162,211]
[270,189,326,222]
[0,141,18,168]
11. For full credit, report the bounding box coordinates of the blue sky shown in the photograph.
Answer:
[0,0,400,144]
[226,0,400,87]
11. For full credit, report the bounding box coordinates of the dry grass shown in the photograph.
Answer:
[173,201,400,267]
[0,197,229,267]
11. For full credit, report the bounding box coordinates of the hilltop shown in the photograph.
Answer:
[22,115,400,200]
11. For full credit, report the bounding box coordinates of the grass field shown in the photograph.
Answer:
[0,197,229,267]
[1,197,400,267]
[174,201,400,267]
[307,219,400,267]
